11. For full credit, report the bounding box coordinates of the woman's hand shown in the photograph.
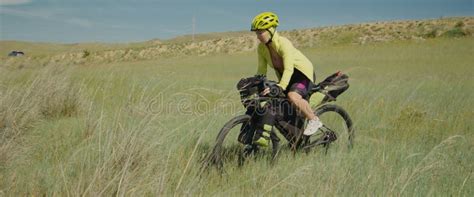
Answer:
[261,87,270,96]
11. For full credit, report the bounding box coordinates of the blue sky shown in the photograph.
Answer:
[0,0,472,43]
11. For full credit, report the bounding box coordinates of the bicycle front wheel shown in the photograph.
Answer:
[206,114,280,169]
[206,115,251,169]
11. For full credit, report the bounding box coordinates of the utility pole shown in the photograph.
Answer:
[192,16,196,42]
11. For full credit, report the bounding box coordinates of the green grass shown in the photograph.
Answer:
[1,37,473,196]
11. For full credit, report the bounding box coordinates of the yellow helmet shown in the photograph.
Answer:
[251,12,279,31]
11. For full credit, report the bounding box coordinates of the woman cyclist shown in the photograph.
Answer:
[250,12,323,147]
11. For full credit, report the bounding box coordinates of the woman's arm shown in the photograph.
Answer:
[256,45,267,75]
[277,38,296,90]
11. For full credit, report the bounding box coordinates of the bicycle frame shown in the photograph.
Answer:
[237,75,348,151]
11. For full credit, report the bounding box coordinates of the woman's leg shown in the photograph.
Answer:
[287,91,317,120]
[285,70,322,135]
[288,91,322,135]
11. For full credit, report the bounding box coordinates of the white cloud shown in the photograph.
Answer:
[1,7,133,30]
[0,0,32,6]
[0,7,94,28]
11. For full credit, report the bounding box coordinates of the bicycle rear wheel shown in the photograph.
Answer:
[303,104,354,151]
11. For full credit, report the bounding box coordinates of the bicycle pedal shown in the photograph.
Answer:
[323,131,337,142]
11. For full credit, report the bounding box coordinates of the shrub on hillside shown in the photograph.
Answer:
[422,29,438,38]
[441,27,466,38]
[454,21,464,28]
[82,50,90,58]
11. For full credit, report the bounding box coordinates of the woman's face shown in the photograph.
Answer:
[255,29,271,43]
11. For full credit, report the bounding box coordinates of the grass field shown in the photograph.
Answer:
[1,36,473,196]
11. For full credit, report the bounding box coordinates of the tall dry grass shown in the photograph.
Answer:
[0,37,473,196]
[1,66,82,156]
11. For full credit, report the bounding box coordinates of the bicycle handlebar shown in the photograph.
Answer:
[238,74,324,105]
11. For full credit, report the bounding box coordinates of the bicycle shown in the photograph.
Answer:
[206,72,354,169]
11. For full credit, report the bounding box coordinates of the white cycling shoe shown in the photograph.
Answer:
[303,118,323,136]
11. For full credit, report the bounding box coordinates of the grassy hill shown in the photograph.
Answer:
[0,40,163,57]
[0,18,473,196]
[1,17,472,68]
